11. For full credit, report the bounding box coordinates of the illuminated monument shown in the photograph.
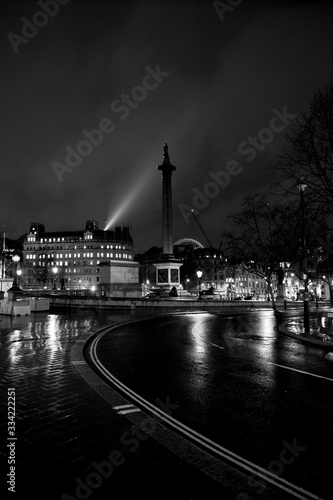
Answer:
[153,144,182,291]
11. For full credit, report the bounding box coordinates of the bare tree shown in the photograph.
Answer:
[222,193,299,310]
[273,80,333,223]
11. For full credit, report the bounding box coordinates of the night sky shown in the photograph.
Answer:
[1,0,333,253]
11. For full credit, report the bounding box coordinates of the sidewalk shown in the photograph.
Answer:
[0,314,235,500]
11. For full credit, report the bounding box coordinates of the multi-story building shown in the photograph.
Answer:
[22,220,138,291]
[137,240,275,298]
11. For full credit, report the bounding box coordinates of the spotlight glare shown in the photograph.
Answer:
[105,173,149,230]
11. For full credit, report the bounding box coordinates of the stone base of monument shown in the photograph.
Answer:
[153,260,183,294]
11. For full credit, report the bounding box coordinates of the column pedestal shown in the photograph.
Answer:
[153,260,182,294]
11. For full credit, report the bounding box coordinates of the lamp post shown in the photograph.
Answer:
[7,254,22,300]
[196,269,202,298]
[11,254,21,290]
[52,266,58,291]
[297,180,310,333]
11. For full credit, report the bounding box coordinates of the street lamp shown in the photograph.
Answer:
[11,254,21,290]
[297,180,310,333]
[52,266,58,291]
[196,268,202,297]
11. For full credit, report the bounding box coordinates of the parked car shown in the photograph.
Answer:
[244,295,253,300]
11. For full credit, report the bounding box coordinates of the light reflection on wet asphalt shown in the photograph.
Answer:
[1,308,332,499]
[93,310,333,500]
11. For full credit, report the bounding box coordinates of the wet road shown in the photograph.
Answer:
[1,308,332,500]
[90,310,333,500]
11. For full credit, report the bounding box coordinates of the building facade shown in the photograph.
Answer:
[22,220,138,291]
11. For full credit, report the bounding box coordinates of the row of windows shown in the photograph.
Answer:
[25,244,128,251]
[26,253,132,261]
[67,277,99,282]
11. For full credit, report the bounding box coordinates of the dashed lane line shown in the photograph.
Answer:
[113,404,141,415]
[209,342,225,350]
[269,362,333,382]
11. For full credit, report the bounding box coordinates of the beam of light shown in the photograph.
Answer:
[104,171,150,230]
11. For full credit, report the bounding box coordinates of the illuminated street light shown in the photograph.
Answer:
[297,180,310,333]
[11,254,21,289]
[52,266,58,291]
[196,268,202,297]
[7,254,23,298]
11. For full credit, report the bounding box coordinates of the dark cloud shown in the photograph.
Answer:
[1,0,333,252]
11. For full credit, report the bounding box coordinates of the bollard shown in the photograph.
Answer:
[284,299,287,310]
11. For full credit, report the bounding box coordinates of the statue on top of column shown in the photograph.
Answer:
[163,143,170,164]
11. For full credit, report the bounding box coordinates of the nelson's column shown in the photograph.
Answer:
[153,143,182,291]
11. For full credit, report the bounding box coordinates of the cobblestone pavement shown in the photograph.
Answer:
[0,310,234,500]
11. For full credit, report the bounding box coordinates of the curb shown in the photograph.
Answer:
[278,320,333,349]
[70,317,305,500]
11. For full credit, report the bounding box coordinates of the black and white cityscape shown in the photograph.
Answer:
[1,1,333,500]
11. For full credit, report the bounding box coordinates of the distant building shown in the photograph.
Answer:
[176,245,225,293]
[22,220,140,293]
[136,241,277,299]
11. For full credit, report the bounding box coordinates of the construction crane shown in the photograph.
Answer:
[190,210,213,248]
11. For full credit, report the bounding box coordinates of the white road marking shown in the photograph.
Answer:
[209,342,225,350]
[118,408,141,415]
[89,325,322,500]
[269,362,333,382]
[113,403,141,415]
[113,404,134,410]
